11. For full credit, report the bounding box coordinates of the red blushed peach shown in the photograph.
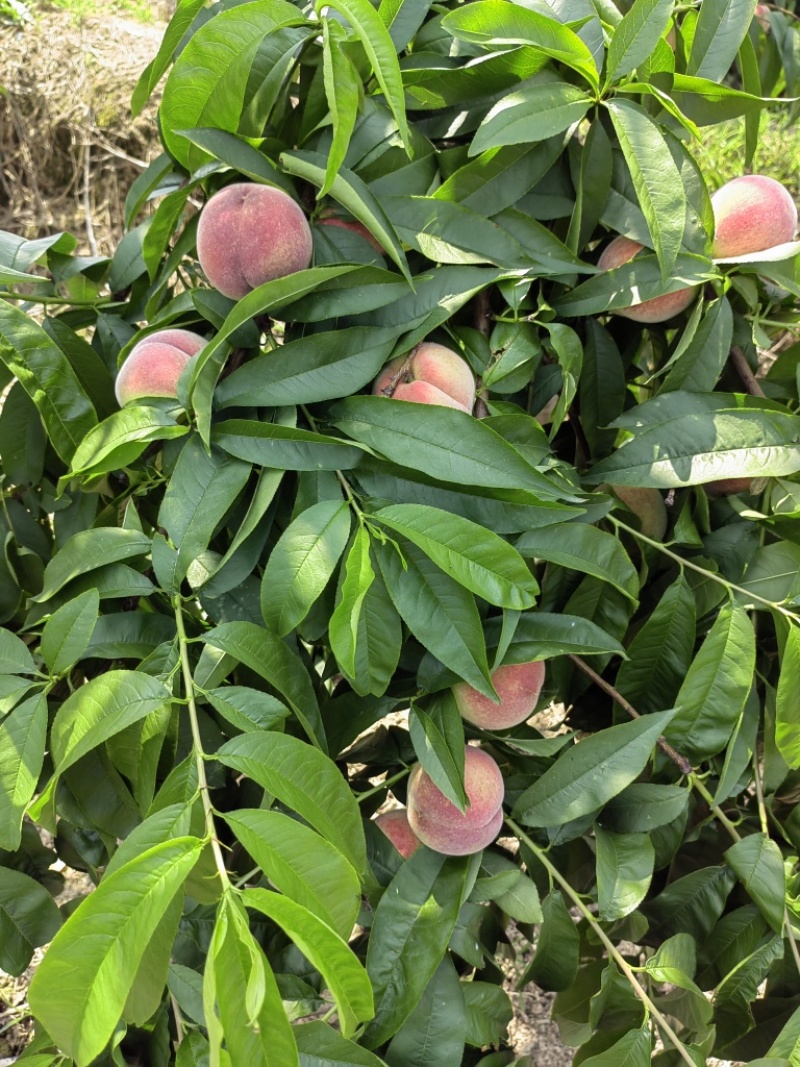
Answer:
[373,809,421,859]
[597,236,698,322]
[196,183,313,300]
[453,661,546,731]
[611,485,668,540]
[407,745,505,856]
[711,175,797,258]
[372,343,476,413]
[115,328,206,406]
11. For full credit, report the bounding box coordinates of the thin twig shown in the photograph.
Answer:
[730,345,765,397]
[83,141,98,257]
[568,654,693,775]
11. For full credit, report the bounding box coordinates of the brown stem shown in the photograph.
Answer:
[473,289,492,336]
[730,345,765,397]
[567,654,693,775]
[380,345,420,397]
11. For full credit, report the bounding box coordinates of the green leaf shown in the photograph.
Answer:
[554,250,713,317]
[261,500,351,636]
[615,574,696,714]
[0,628,37,675]
[50,670,171,777]
[217,730,366,874]
[314,0,410,153]
[35,528,152,602]
[599,783,690,834]
[295,1022,389,1067]
[375,538,493,698]
[462,981,513,1047]
[578,1027,653,1066]
[130,0,207,116]
[385,958,467,1067]
[688,0,757,81]
[280,152,411,282]
[0,693,48,852]
[204,686,289,733]
[243,887,374,1038]
[470,79,593,157]
[605,98,686,279]
[667,601,755,761]
[28,837,202,1066]
[158,437,251,594]
[519,890,579,991]
[442,1,599,89]
[595,828,655,920]
[517,523,639,602]
[320,20,360,197]
[331,395,568,498]
[168,964,206,1026]
[661,294,733,393]
[586,400,800,488]
[40,589,99,676]
[606,0,675,84]
[160,0,312,170]
[724,833,785,934]
[211,895,300,1067]
[224,809,360,938]
[329,526,374,681]
[66,405,189,481]
[0,867,62,976]
[485,611,626,661]
[216,326,401,408]
[513,709,676,827]
[213,419,364,473]
[203,621,326,750]
[374,504,538,610]
[644,866,736,941]
[409,692,468,811]
[363,848,473,1048]
[776,624,800,768]
[0,299,97,463]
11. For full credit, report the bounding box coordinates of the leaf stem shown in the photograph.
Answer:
[300,404,365,520]
[356,766,411,803]
[610,516,800,624]
[506,816,699,1067]
[174,597,232,890]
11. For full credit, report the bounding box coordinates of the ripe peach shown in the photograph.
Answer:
[453,661,545,731]
[196,182,313,300]
[407,745,505,856]
[705,478,754,497]
[611,485,668,540]
[711,175,797,258]
[597,236,698,322]
[115,328,206,406]
[373,809,420,859]
[319,215,384,254]
[372,343,476,413]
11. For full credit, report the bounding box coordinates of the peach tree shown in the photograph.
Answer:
[2,0,800,1064]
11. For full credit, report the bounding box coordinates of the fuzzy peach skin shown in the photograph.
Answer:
[373,809,421,859]
[705,478,754,497]
[711,175,797,258]
[372,343,476,413]
[598,236,698,322]
[611,485,668,540]
[407,745,505,856]
[453,661,546,731]
[115,329,206,406]
[196,183,313,300]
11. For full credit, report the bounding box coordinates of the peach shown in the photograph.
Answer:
[407,745,505,856]
[611,485,668,540]
[319,215,384,254]
[711,175,797,258]
[115,328,206,406]
[705,478,754,497]
[597,236,698,322]
[373,809,420,859]
[453,661,545,731]
[196,182,313,300]
[372,343,476,413]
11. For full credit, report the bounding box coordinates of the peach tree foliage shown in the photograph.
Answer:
[4,0,800,1064]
